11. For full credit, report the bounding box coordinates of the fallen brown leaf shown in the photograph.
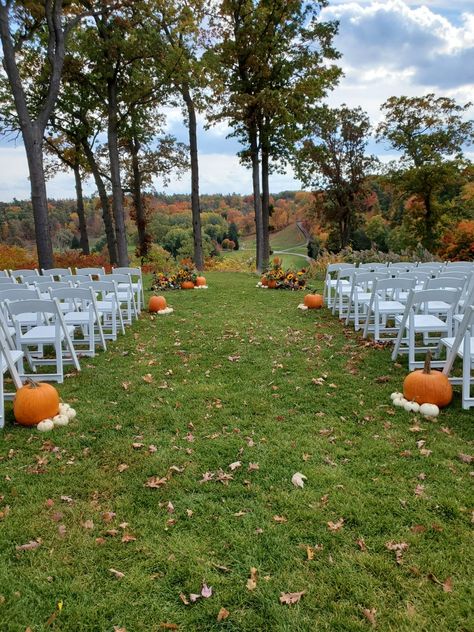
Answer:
[327,518,344,532]
[142,374,153,383]
[363,607,377,627]
[145,476,167,488]
[121,534,136,543]
[247,567,258,591]
[15,539,41,551]
[117,463,129,472]
[273,515,287,523]
[458,453,473,464]
[279,590,305,605]
[217,607,230,622]
[109,568,125,580]
[356,538,367,551]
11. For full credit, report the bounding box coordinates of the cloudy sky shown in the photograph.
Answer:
[0,0,473,202]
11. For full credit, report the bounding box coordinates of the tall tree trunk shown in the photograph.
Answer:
[423,192,435,251]
[249,122,263,272]
[82,140,118,264]
[107,78,129,266]
[182,85,203,270]
[130,138,150,258]
[261,136,270,269]
[0,2,67,269]
[73,162,90,254]
[23,127,54,269]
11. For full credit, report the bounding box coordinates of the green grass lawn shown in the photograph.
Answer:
[1,272,473,631]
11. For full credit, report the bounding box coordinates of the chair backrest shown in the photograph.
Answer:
[388,263,416,271]
[0,287,40,303]
[78,279,118,299]
[9,269,39,280]
[374,277,416,294]
[326,263,355,273]
[76,267,105,279]
[6,298,59,317]
[61,274,92,285]
[409,288,461,311]
[353,271,389,288]
[41,267,72,279]
[49,286,95,304]
[34,280,71,291]
[424,277,467,292]
[0,277,17,285]
[113,267,142,277]
[101,273,133,286]
[0,270,10,277]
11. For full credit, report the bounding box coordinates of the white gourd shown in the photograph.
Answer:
[66,408,76,420]
[37,419,54,432]
[393,397,405,407]
[53,414,69,427]
[404,401,420,413]
[419,403,439,418]
[390,392,403,401]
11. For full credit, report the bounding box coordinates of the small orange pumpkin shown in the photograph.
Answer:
[261,276,268,287]
[403,352,453,408]
[267,279,277,289]
[181,281,195,290]
[14,380,60,426]
[149,296,167,312]
[272,257,282,266]
[195,276,206,287]
[304,293,324,309]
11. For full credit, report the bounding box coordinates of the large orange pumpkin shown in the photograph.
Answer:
[403,352,453,408]
[304,293,324,309]
[195,276,206,287]
[267,280,277,289]
[149,296,167,312]
[14,380,60,426]
[261,276,268,287]
[181,281,195,290]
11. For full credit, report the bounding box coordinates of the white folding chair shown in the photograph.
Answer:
[441,305,474,410]
[0,325,24,429]
[391,288,461,370]
[78,280,125,340]
[6,298,80,383]
[34,280,72,300]
[362,277,416,341]
[332,268,357,318]
[0,277,17,285]
[323,264,355,309]
[0,287,41,329]
[113,267,144,313]
[61,274,92,286]
[101,273,137,324]
[49,287,106,356]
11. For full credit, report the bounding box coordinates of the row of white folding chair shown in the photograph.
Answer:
[440,305,474,410]
[343,271,389,328]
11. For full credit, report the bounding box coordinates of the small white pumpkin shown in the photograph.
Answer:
[66,408,76,420]
[53,414,69,427]
[59,402,71,413]
[404,401,420,413]
[393,397,405,407]
[390,392,403,401]
[419,403,439,418]
[37,419,54,432]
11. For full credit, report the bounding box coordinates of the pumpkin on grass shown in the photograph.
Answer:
[195,276,207,287]
[261,276,268,287]
[181,281,195,290]
[267,280,277,289]
[403,352,452,408]
[304,293,324,309]
[14,380,60,426]
[149,295,167,312]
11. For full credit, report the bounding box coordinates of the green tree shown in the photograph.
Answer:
[209,0,340,271]
[376,94,474,250]
[0,1,85,268]
[296,105,378,249]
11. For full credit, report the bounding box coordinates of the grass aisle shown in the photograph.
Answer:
[0,272,472,631]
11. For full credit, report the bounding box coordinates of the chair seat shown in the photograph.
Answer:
[64,312,97,325]
[355,292,372,302]
[395,314,449,331]
[95,301,115,311]
[1,350,23,373]
[19,324,75,343]
[440,336,474,359]
[376,300,405,313]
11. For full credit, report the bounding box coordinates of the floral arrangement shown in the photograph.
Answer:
[258,257,306,290]
[151,258,197,291]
